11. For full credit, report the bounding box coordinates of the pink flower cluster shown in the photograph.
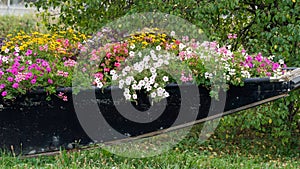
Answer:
[58,92,68,101]
[57,70,69,77]
[228,33,237,39]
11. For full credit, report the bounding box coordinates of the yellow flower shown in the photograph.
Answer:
[1,46,7,51]
[19,46,25,51]
[142,41,148,46]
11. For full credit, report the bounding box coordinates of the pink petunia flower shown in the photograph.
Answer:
[1,91,7,97]
[12,83,19,88]
[25,49,33,56]
[48,79,53,84]
[114,62,121,67]
[31,79,36,84]
[7,77,14,82]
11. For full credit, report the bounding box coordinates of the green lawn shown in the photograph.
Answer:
[1,122,299,169]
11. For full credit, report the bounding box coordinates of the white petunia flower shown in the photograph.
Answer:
[132,94,137,99]
[97,82,103,88]
[150,67,156,73]
[146,86,152,91]
[14,47,20,52]
[205,72,213,79]
[162,76,169,82]
[150,50,155,55]
[279,59,284,65]
[139,80,145,86]
[179,43,186,51]
[151,54,158,61]
[110,70,116,75]
[164,92,170,97]
[156,45,161,51]
[130,44,135,49]
[124,93,131,100]
[125,77,132,85]
[170,31,176,37]
[129,51,135,57]
[124,88,130,94]
[150,92,157,98]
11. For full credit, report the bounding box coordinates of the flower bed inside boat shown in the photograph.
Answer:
[1,28,299,155]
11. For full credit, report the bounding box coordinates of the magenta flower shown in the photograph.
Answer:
[48,79,53,84]
[255,53,263,62]
[264,58,271,65]
[11,68,18,75]
[20,66,25,71]
[7,77,14,82]
[25,49,33,56]
[0,84,5,89]
[272,63,280,71]
[46,67,52,73]
[42,61,49,67]
[247,62,253,68]
[31,79,36,84]
[1,91,7,97]
[12,83,19,89]
[104,68,110,72]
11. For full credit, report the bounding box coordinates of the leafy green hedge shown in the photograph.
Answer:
[27,0,300,144]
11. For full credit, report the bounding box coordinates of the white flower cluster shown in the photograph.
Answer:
[110,47,174,101]
[94,78,103,88]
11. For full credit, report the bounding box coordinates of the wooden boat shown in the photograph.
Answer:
[0,68,299,156]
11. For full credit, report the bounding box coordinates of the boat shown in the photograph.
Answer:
[0,68,299,156]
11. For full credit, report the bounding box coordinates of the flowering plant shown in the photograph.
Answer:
[0,29,87,101]
[76,28,287,101]
[0,28,287,102]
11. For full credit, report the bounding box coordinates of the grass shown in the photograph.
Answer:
[0,122,299,169]
[0,14,46,38]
